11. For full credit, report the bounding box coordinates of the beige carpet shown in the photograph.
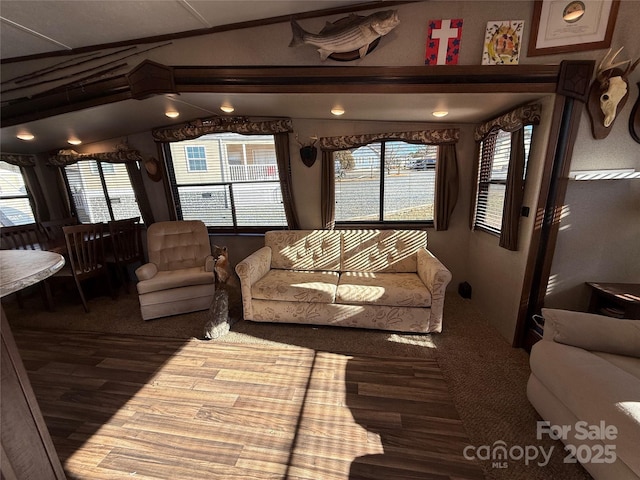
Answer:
[3,288,592,480]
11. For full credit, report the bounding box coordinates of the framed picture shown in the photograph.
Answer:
[528,0,620,56]
[482,20,524,65]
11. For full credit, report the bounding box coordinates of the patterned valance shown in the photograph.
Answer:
[48,147,144,166]
[474,103,542,141]
[319,129,459,151]
[152,117,293,142]
[0,152,36,167]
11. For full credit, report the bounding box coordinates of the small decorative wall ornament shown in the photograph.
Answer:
[587,47,640,139]
[296,134,318,167]
[482,20,524,65]
[425,19,463,65]
[144,157,162,182]
[289,10,399,61]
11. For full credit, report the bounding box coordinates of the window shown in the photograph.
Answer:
[185,145,207,171]
[475,125,533,233]
[165,133,287,230]
[63,160,142,223]
[334,141,438,224]
[0,161,36,226]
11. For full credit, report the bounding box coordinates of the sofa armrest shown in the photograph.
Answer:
[234,246,272,320]
[417,248,452,331]
[541,308,640,357]
[205,255,215,272]
[135,262,158,282]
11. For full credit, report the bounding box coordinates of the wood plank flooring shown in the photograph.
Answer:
[12,328,485,480]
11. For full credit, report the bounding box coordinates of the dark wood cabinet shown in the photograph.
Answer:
[586,282,640,319]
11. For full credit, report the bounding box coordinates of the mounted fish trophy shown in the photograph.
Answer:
[296,134,318,167]
[587,47,640,139]
[289,10,399,61]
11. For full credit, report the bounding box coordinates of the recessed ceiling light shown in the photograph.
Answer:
[220,104,235,113]
[432,110,449,118]
[165,110,180,118]
[17,133,34,141]
[331,106,345,116]
[68,138,82,145]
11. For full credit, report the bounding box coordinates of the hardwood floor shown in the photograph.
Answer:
[12,328,485,480]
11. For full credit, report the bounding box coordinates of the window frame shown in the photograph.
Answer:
[62,159,142,223]
[185,145,208,172]
[162,134,288,234]
[474,125,533,235]
[333,140,439,228]
[0,161,37,226]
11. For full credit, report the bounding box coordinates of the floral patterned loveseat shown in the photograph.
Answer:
[234,230,452,333]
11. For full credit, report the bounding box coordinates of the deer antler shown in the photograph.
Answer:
[597,47,631,81]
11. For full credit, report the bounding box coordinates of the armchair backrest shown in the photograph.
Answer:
[146,220,211,271]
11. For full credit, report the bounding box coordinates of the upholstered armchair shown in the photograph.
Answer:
[135,220,215,320]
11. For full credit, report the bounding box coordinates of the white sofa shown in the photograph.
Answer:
[527,308,640,480]
[234,229,452,333]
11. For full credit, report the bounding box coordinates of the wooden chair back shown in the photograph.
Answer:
[40,217,79,241]
[108,217,144,264]
[62,223,106,279]
[0,223,44,250]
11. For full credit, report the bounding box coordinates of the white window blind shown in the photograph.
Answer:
[64,161,141,223]
[475,125,532,233]
[335,141,438,223]
[0,161,36,226]
[166,133,286,229]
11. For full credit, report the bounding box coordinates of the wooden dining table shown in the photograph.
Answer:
[1,249,68,479]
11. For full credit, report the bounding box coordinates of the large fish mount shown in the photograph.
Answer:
[289,10,400,61]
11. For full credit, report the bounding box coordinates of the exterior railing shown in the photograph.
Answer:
[229,164,278,182]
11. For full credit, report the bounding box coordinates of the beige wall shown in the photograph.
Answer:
[8,0,640,343]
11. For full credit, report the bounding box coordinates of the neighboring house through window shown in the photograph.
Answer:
[334,141,439,224]
[63,160,142,223]
[0,161,36,226]
[474,125,533,234]
[186,145,207,171]
[164,133,287,230]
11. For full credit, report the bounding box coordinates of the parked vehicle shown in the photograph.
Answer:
[409,158,436,170]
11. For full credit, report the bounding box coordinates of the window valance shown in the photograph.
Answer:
[48,147,144,166]
[319,129,459,151]
[0,152,36,167]
[151,117,293,142]
[474,104,541,141]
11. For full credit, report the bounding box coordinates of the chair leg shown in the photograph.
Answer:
[105,268,117,300]
[73,277,89,313]
[41,280,55,311]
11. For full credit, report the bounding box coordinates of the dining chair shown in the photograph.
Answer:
[39,216,79,242]
[0,223,49,307]
[0,223,45,251]
[51,223,115,312]
[107,217,145,294]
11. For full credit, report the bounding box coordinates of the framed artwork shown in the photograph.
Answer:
[425,19,463,65]
[528,0,620,56]
[482,20,524,65]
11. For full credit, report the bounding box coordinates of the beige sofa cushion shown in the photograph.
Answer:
[252,269,339,303]
[137,266,214,295]
[542,308,640,358]
[336,272,431,307]
[266,230,341,271]
[341,230,427,272]
[147,220,212,271]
